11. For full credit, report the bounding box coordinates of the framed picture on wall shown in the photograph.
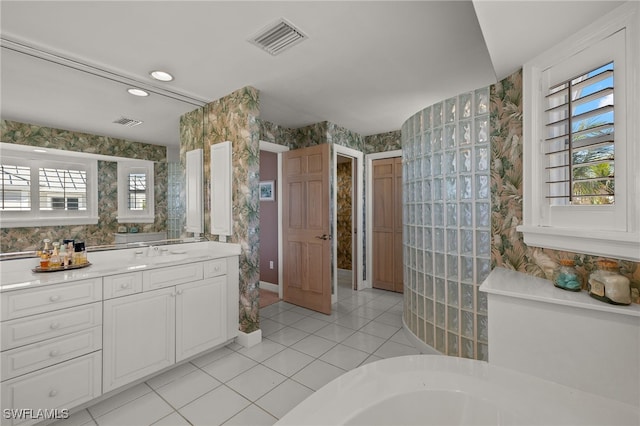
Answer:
[259,180,275,201]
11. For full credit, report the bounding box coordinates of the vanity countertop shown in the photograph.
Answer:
[0,241,241,292]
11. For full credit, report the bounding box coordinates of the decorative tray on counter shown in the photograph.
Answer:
[32,262,92,273]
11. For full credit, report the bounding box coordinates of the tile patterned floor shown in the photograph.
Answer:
[53,285,417,426]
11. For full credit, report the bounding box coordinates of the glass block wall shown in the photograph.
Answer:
[401,88,491,360]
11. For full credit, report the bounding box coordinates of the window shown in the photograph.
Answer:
[117,161,154,223]
[545,62,615,206]
[0,147,98,227]
[519,2,639,261]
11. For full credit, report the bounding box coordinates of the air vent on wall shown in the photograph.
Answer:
[113,117,143,127]
[249,18,307,56]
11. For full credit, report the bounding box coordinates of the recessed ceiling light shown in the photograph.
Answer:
[127,88,149,97]
[150,70,174,82]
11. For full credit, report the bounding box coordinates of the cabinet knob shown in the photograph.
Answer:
[49,349,60,357]
[49,389,58,397]
[120,283,131,289]
[50,322,60,330]
[49,295,61,302]
[214,266,220,272]
[176,289,184,295]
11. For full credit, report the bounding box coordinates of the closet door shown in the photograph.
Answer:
[372,157,403,293]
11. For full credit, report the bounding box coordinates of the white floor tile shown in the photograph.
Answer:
[360,354,384,367]
[222,405,277,426]
[225,341,243,351]
[350,305,386,320]
[287,305,316,316]
[225,365,287,402]
[255,379,314,419]
[94,391,173,426]
[151,411,191,426]
[359,320,400,339]
[201,352,258,383]
[375,311,404,327]
[307,309,339,322]
[259,318,286,337]
[179,386,250,426]
[235,339,286,362]
[290,335,336,358]
[373,341,421,359]
[291,360,346,391]
[259,302,290,319]
[270,310,306,326]
[313,322,355,343]
[155,369,221,409]
[334,313,370,330]
[146,362,198,389]
[190,347,235,368]
[262,348,314,377]
[341,331,386,354]
[389,328,413,346]
[264,326,309,347]
[49,409,94,426]
[319,344,370,371]
[88,383,153,419]
[289,316,329,333]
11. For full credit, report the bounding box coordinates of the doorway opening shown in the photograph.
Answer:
[337,154,355,297]
[332,145,364,304]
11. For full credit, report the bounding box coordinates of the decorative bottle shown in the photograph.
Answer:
[552,259,581,291]
[588,260,631,305]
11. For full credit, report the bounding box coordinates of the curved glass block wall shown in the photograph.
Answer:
[402,88,491,360]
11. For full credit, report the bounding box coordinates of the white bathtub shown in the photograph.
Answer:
[276,355,639,426]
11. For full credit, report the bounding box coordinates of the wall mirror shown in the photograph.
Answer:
[0,38,207,256]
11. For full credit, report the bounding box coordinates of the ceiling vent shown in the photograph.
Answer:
[249,19,307,56]
[113,117,143,127]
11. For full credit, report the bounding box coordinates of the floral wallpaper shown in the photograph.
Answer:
[337,161,353,270]
[490,70,639,301]
[364,130,402,154]
[1,120,168,253]
[181,87,261,333]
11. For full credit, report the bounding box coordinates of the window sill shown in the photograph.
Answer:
[517,225,640,261]
[1,217,99,228]
[116,216,155,224]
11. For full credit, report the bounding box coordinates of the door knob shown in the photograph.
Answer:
[315,234,331,240]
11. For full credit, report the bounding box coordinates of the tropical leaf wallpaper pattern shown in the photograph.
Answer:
[490,70,639,300]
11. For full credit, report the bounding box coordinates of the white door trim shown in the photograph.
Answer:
[259,141,289,299]
[333,145,364,303]
[365,150,402,290]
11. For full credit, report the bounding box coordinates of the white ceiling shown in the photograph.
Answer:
[0,1,624,152]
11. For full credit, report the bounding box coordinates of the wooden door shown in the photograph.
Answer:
[372,157,403,293]
[282,144,331,314]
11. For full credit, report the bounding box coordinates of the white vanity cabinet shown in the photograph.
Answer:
[102,257,235,393]
[0,244,239,424]
[0,278,103,426]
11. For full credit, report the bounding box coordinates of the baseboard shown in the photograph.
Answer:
[259,281,279,293]
[236,328,262,348]
[402,317,441,355]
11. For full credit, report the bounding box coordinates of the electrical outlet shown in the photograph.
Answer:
[270,261,274,269]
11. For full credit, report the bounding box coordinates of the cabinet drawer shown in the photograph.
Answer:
[1,303,102,351]
[142,263,203,291]
[1,327,102,381]
[203,258,227,278]
[1,352,102,426]
[103,272,142,300]
[1,278,102,321]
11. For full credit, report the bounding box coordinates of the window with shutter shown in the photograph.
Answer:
[519,2,639,261]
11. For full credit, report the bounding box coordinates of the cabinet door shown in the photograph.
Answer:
[176,277,226,362]
[103,288,175,393]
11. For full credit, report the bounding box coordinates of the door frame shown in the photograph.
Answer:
[365,150,402,290]
[333,145,364,302]
[259,140,289,299]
